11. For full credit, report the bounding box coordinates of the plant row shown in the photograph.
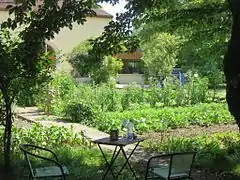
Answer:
[0,123,90,154]
[16,72,224,114]
[94,103,234,133]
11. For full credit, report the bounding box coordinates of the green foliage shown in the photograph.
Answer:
[36,72,76,115]
[143,131,240,171]
[93,84,122,112]
[184,72,210,105]
[96,103,233,133]
[131,0,229,87]
[90,56,123,84]
[50,72,76,99]
[0,0,112,169]
[0,123,90,153]
[64,103,95,124]
[36,73,225,128]
[147,74,210,107]
[0,124,140,179]
[15,86,39,107]
[121,83,146,110]
[68,41,123,84]
[141,33,183,78]
[0,124,111,179]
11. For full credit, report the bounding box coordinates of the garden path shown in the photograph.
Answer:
[15,107,138,152]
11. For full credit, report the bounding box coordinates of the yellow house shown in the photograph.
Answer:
[0,1,145,84]
[0,0,113,72]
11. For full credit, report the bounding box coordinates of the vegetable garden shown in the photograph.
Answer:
[0,0,239,179]
[8,72,240,179]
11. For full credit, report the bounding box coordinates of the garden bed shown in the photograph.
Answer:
[142,123,239,139]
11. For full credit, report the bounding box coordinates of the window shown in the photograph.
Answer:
[119,60,143,74]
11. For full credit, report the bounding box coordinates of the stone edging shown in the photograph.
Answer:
[15,114,37,124]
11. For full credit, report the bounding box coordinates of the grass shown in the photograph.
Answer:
[208,88,226,100]
[5,145,144,180]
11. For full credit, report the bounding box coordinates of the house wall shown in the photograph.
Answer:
[0,11,12,21]
[48,17,111,72]
[0,10,145,85]
[0,10,111,72]
[116,74,145,84]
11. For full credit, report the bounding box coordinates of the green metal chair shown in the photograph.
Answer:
[19,144,69,180]
[145,152,196,180]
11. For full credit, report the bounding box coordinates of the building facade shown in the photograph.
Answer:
[114,50,145,84]
[0,1,145,84]
[0,0,113,72]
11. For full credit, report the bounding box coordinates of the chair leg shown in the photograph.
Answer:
[28,172,32,180]
[61,175,66,180]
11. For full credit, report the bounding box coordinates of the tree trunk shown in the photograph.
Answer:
[3,101,12,173]
[0,84,13,174]
[224,0,240,130]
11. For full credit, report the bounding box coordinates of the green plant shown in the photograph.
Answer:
[186,72,209,104]
[35,72,77,115]
[121,83,145,110]
[95,103,233,133]
[160,75,179,106]
[68,40,123,84]
[0,0,106,170]
[64,103,95,124]
[143,132,240,171]
[15,85,40,107]
[141,33,182,79]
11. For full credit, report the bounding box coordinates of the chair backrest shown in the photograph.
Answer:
[170,152,196,177]
[145,151,196,179]
[19,144,35,177]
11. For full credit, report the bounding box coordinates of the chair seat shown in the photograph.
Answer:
[34,166,69,178]
[152,167,189,179]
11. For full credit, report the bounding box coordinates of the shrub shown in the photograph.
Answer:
[184,72,209,104]
[15,85,40,107]
[146,74,210,107]
[121,83,142,110]
[36,72,76,115]
[93,84,122,112]
[0,124,107,179]
[0,123,90,154]
[63,102,95,124]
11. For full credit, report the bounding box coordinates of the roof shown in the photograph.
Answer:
[92,8,113,19]
[0,1,113,19]
[115,49,142,60]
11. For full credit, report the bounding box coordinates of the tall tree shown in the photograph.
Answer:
[224,0,240,130]
[134,0,229,86]
[92,0,240,128]
[141,33,182,79]
[0,0,111,173]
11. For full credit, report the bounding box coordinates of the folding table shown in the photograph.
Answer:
[93,137,144,180]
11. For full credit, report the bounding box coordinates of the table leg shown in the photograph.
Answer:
[115,142,140,180]
[98,144,121,180]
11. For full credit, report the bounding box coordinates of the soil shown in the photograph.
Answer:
[142,123,239,140]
